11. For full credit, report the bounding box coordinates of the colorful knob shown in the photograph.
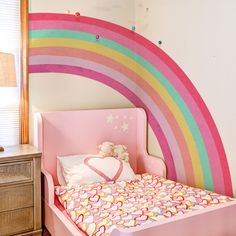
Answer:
[75,12,80,17]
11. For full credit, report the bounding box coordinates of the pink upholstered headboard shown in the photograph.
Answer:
[34,108,148,184]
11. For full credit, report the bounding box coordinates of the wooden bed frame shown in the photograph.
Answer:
[34,108,236,236]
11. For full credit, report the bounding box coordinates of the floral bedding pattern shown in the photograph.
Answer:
[55,174,234,236]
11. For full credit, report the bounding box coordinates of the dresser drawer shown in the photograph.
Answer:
[0,161,33,184]
[0,207,33,236]
[0,145,42,235]
[0,184,33,212]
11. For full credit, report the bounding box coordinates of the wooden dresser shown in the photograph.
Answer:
[0,145,42,236]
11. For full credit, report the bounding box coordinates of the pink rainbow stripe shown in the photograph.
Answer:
[29,19,222,173]
[29,13,233,196]
[30,47,194,184]
[29,63,177,180]
[30,54,187,181]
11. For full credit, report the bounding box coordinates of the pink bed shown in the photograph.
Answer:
[34,108,236,236]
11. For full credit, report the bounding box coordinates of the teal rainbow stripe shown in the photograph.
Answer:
[28,13,233,196]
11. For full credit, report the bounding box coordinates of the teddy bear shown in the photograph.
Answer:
[98,142,129,162]
[113,144,129,162]
[98,141,115,157]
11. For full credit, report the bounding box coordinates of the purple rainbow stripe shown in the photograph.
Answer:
[29,13,233,196]
[30,48,191,183]
[29,63,176,180]
[30,54,187,181]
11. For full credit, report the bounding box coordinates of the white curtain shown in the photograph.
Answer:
[0,0,20,146]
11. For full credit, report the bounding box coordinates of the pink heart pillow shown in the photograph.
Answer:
[84,156,123,181]
[57,154,136,186]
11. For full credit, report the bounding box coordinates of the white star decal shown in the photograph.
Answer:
[121,123,129,132]
[106,114,114,123]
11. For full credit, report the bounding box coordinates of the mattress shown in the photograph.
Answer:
[55,174,234,236]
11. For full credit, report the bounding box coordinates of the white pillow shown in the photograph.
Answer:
[57,154,136,186]
[57,154,87,186]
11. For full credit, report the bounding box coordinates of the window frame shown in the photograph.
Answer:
[20,0,29,144]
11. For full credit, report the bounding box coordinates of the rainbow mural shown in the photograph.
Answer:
[29,13,233,196]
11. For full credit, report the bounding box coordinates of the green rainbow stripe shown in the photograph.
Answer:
[28,13,233,196]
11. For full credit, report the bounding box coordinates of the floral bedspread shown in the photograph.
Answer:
[55,174,234,236]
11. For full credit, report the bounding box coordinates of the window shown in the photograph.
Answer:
[0,0,21,146]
